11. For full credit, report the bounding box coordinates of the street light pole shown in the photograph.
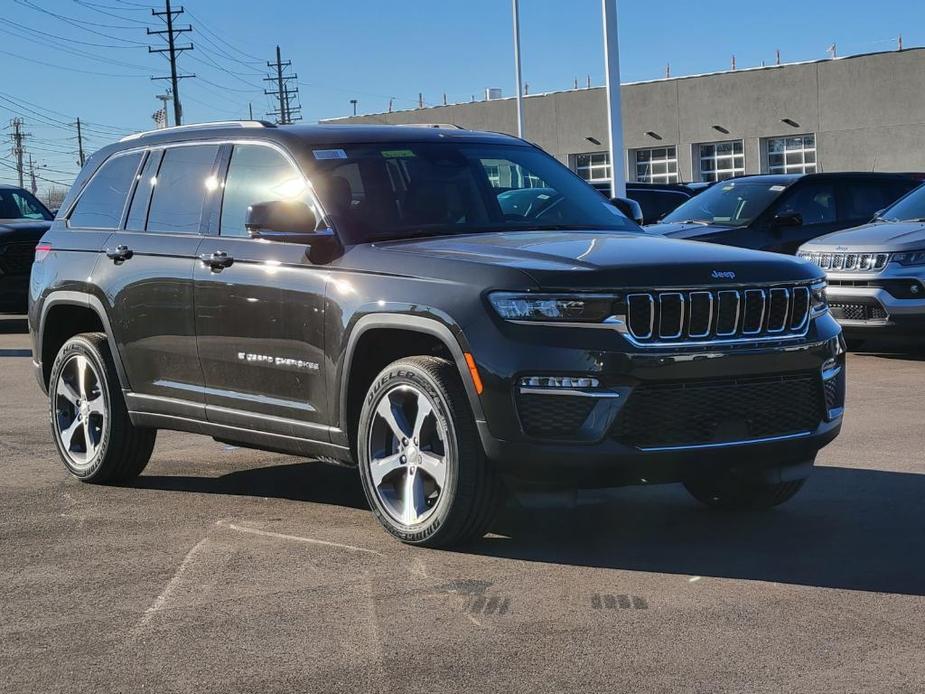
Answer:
[602,0,626,198]
[512,0,525,138]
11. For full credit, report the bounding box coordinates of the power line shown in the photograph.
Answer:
[148,0,193,126]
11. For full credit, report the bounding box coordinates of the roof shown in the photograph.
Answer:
[114,121,523,149]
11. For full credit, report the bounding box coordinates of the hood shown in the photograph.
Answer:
[644,221,738,241]
[375,230,821,289]
[800,220,925,252]
[0,220,52,242]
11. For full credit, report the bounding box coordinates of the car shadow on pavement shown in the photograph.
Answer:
[133,461,371,510]
[472,466,925,597]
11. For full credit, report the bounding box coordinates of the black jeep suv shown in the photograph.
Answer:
[29,122,845,547]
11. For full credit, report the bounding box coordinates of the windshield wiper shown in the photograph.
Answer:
[665,219,712,226]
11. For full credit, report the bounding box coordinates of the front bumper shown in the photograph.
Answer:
[825,267,925,335]
[466,313,845,487]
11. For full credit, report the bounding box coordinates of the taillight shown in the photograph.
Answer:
[34,243,52,262]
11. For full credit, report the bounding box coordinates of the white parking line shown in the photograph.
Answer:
[215,520,383,556]
[132,536,211,635]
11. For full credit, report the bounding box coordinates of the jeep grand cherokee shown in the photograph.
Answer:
[29,121,845,547]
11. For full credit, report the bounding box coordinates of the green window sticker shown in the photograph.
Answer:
[381,149,416,159]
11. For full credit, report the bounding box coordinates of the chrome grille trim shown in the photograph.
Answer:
[621,284,812,348]
[767,287,790,333]
[658,292,684,339]
[801,251,890,273]
[715,290,741,337]
[687,291,714,338]
[626,294,655,339]
[742,289,766,335]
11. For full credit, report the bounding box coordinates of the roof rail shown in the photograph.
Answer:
[120,120,275,142]
[395,123,465,130]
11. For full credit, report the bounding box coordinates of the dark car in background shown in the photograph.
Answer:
[592,181,698,224]
[648,173,919,254]
[798,182,925,340]
[0,184,54,313]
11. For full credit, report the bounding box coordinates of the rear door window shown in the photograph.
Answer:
[838,179,917,222]
[146,145,220,234]
[68,152,143,229]
[125,150,162,231]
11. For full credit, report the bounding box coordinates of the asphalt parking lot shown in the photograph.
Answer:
[1,314,924,693]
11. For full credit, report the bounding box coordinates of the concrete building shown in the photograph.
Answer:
[324,49,925,188]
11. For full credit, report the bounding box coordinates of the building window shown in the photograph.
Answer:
[697,140,744,182]
[766,134,816,174]
[574,152,611,184]
[634,147,678,183]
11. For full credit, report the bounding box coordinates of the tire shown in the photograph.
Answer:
[684,469,808,510]
[48,332,156,484]
[357,356,500,547]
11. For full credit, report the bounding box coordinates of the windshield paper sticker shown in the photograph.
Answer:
[381,149,416,158]
[313,149,348,160]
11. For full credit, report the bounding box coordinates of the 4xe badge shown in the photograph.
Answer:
[711,270,736,280]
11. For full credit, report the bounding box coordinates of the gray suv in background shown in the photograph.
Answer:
[798,183,925,341]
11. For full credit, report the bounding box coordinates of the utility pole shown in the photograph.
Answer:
[248,102,254,120]
[264,46,301,124]
[75,118,86,168]
[148,0,194,126]
[350,99,358,116]
[9,118,28,189]
[601,0,626,198]
[28,154,37,194]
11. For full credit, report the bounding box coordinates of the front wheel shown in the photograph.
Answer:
[684,465,810,510]
[357,356,500,547]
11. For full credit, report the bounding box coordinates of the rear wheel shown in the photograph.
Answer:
[49,333,156,483]
[357,356,500,547]
[684,465,810,510]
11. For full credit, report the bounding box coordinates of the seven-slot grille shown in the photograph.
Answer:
[799,251,890,272]
[624,285,810,344]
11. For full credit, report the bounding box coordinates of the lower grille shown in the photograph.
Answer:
[830,302,888,321]
[516,393,595,439]
[612,373,824,449]
[0,242,37,275]
[823,376,839,412]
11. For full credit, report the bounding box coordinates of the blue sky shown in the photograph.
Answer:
[3,0,924,192]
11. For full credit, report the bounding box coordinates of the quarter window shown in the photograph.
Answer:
[634,147,678,184]
[697,140,744,182]
[766,134,816,174]
[146,145,219,234]
[220,144,307,236]
[68,152,143,229]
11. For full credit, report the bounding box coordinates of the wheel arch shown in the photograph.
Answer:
[38,291,128,392]
[337,314,485,453]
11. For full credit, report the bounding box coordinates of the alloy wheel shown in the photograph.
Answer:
[53,354,106,470]
[366,385,449,527]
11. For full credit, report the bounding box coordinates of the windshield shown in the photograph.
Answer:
[0,188,53,221]
[880,182,925,221]
[304,141,638,243]
[659,179,788,227]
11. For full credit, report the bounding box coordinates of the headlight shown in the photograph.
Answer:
[488,292,618,323]
[810,280,828,316]
[892,249,925,266]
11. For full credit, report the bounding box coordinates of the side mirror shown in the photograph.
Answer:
[246,200,319,242]
[871,208,886,222]
[610,197,644,226]
[771,211,802,229]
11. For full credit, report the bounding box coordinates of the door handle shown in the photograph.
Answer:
[105,245,133,263]
[200,250,234,271]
